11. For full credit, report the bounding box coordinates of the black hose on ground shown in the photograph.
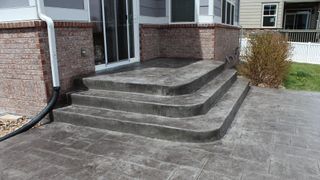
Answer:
[0,87,60,142]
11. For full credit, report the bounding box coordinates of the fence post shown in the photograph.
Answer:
[307,42,311,62]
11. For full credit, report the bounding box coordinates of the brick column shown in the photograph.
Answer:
[0,21,95,116]
[140,23,240,62]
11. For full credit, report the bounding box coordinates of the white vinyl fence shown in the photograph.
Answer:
[241,38,320,65]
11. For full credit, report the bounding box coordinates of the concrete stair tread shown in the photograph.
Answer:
[73,69,237,106]
[55,79,249,136]
[82,60,225,95]
[85,60,224,86]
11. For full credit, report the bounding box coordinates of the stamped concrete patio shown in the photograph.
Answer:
[1,87,320,180]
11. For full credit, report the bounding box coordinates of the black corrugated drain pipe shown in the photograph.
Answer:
[0,0,60,142]
[0,87,60,142]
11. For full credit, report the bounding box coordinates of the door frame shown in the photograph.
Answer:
[284,10,311,30]
[95,0,140,71]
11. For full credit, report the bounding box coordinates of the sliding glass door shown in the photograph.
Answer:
[104,0,136,64]
[285,11,310,29]
[91,0,136,70]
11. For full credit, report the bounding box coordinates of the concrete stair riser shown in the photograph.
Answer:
[54,111,221,142]
[71,71,237,117]
[54,79,250,142]
[218,84,250,138]
[82,63,225,96]
[53,59,250,143]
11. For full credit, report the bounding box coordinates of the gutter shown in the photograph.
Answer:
[0,0,60,142]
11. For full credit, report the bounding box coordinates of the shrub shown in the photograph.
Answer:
[238,33,292,88]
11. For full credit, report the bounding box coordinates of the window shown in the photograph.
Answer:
[171,0,195,23]
[262,4,278,27]
[222,0,235,25]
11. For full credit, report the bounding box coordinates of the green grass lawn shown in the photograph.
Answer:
[284,63,320,92]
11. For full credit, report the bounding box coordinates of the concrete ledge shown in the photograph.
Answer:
[140,23,241,30]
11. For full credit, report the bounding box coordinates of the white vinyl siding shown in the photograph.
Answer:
[140,0,166,17]
[44,0,85,9]
[240,0,284,28]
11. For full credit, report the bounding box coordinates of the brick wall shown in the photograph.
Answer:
[159,25,215,60]
[140,24,240,62]
[0,21,95,116]
[214,25,240,61]
[242,28,280,38]
[39,24,95,95]
[140,25,161,61]
[0,28,48,115]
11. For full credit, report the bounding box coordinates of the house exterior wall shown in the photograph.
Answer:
[140,0,240,24]
[0,21,95,116]
[214,24,240,61]
[214,0,222,17]
[44,0,85,9]
[0,0,30,8]
[0,23,47,115]
[159,25,215,59]
[240,0,320,29]
[0,0,90,22]
[140,23,240,61]
[200,0,209,15]
[140,25,161,60]
[239,0,285,29]
[140,0,166,17]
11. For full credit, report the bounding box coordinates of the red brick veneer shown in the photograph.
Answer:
[0,21,94,116]
[140,23,240,61]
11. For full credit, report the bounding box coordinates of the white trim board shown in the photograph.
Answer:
[95,59,140,72]
[45,7,89,21]
[139,16,169,24]
[0,7,38,22]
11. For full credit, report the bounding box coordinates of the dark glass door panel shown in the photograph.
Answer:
[116,0,129,61]
[295,14,308,29]
[92,0,135,66]
[285,14,295,29]
[90,0,105,65]
[103,0,134,64]
[104,0,118,63]
[128,0,135,58]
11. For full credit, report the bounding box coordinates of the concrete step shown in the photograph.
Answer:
[54,78,250,142]
[71,69,237,118]
[82,60,225,95]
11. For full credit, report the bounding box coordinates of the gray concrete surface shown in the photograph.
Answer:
[1,87,320,180]
[55,58,249,142]
[82,58,225,96]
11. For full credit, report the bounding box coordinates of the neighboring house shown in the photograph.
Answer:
[240,0,320,42]
[0,0,240,116]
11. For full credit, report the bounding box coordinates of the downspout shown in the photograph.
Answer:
[0,0,60,142]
